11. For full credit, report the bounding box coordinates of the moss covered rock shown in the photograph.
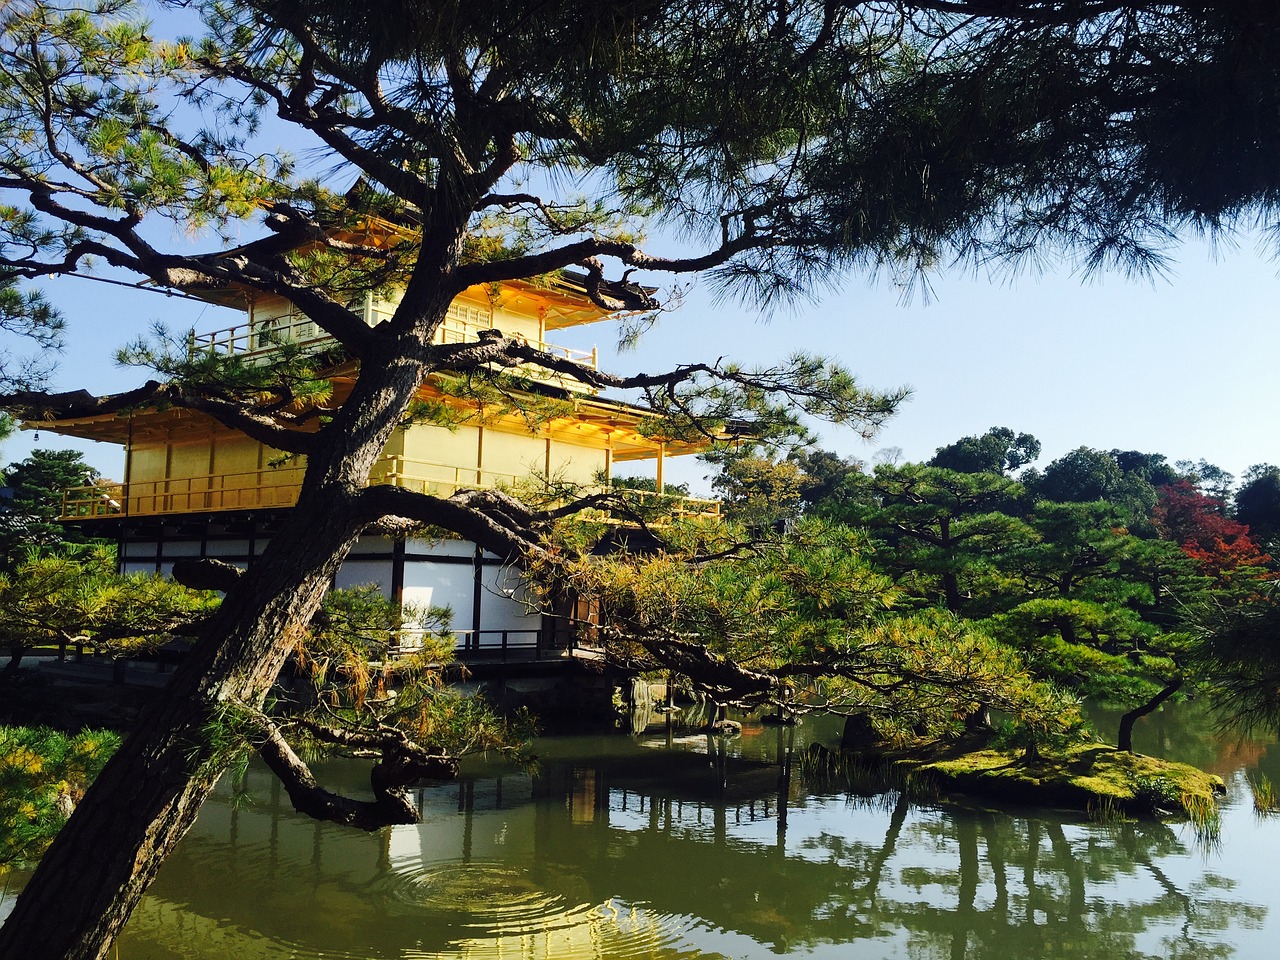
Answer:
[839,740,1225,820]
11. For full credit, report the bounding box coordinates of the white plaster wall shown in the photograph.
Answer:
[334,560,394,597]
[401,559,475,635]
[477,562,541,642]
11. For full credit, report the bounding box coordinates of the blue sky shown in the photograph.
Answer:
[10,230,1278,497]
[562,235,1280,492]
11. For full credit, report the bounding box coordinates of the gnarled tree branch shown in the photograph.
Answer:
[256,716,457,832]
[354,485,548,562]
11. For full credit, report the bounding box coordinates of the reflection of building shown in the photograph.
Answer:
[113,739,806,959]
[74,727,1246,960]
[30,254,717,658]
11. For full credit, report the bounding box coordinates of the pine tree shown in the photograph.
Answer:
[6,2,1280,956]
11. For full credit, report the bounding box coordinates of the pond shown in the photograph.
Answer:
[5,704,1280,959]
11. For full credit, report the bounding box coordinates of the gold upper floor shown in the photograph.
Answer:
[189,273,615,394]
[34,265,713,523]
[43,381,717,523]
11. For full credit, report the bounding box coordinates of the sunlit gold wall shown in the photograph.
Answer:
[122,418,609,514]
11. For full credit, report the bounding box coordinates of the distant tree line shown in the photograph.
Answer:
[699,427,1280,747]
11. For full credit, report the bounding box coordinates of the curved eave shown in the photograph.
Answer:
[23,379,718,461]
[19,406,267,446]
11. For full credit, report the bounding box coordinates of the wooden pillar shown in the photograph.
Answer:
[163,423,175,513]
[122,413,133,521]
[205,424,217,510]
[471,546,484,647]
[391,538,406,606]
[656,442,666,493]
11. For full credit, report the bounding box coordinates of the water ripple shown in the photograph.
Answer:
[376,861,716,959]
[384,861,579,926]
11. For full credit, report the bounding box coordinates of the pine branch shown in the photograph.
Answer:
[354,485,547,562]
[169,389,319,456]
[170,559,245,594]
[255,715,456,832]
[0,381,319,456]
[454,234,767,308]
[187,50,428,205]
[0,380,167,421]
[427,334,905,439]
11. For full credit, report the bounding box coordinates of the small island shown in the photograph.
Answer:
[814,737,1227,822]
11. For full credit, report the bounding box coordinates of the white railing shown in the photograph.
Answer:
[188,305,599,373]
[188,315,330,358]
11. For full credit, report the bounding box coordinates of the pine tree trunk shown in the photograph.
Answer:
[942,571,963,614]
[0,649,22,679]
[939,521,964,614]
[1117,678,1183,753]
[0,319,442,960]
[0,493,359,960]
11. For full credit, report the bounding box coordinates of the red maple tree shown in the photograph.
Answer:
[1155,480,1273,579]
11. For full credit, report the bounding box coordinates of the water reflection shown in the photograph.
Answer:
[5,705,1279,959]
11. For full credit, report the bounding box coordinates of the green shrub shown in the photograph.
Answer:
[0,726,119,871]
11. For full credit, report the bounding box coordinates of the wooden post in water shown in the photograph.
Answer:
[776,724,794,855]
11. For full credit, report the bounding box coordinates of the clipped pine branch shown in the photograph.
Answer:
[170,559,244,593]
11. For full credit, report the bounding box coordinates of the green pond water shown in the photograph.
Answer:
[6,704,1280,959]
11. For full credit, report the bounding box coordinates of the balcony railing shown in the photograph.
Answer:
[390,628,554,661]
[188,306,599,378]
[369,457,720,519]
[366,456,527,497]
[60,467,307,519]
[59,459,721,522]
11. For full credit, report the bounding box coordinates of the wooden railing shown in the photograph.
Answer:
[392,628,551,660]
[60,466,308,519]
[368,459,721,519]
[189,306,599,373]
[60,460,720,521]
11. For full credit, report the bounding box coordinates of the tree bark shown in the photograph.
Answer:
[0,496,359,960]
[1117,678,1182,753]
[0,302,450,960]
[0,649,22,680]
